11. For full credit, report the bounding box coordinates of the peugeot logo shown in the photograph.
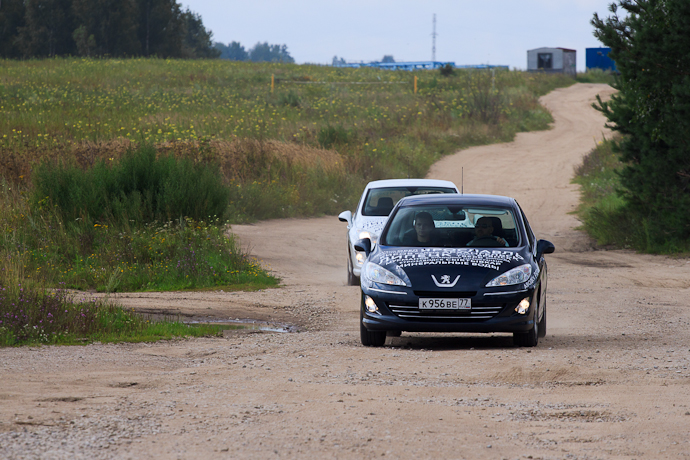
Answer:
[431,274,460,288]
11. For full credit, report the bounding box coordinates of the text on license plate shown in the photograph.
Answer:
[418,298,471,310]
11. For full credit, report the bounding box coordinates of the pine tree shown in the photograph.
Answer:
[137,0,183,57]
[0,0,26,58]
[592,0,690,249]
[181,8,219,58]
[17,0,75,57]
[72,0,140,56]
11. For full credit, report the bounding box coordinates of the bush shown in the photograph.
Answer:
[278,90,301,107]
[573,137,690,253]
[0,285,100,345]
[32,144,229,225]
[576,69,616,85]
[439,64,454,77]
[318,125,350,149]
[0,284,235,346]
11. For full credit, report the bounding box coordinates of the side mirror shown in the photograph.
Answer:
[338,210,352,225]
[536,239,555,256]
[354,238,372,256]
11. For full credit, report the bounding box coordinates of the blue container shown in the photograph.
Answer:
[586,47,617,72]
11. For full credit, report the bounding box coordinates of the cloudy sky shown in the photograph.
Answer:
[180,0,616,71]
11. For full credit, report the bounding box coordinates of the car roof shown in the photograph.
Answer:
[364,179,458,190]
[396,193,517,208]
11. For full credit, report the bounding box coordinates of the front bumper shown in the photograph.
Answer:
[360,283,537,334]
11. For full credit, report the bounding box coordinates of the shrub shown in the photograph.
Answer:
[318,125,350,149]
[31,144,229,225]
[439,63,454,77]
[278,90,301,107]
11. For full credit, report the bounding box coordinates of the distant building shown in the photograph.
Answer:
[333,61,454,70]
[586,47,617,72]
[527,47,576,77]
[332,61,508,71]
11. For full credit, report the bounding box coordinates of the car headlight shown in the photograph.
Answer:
[357,230,378,243]
[362,262,409,287]
[486,264,532,287]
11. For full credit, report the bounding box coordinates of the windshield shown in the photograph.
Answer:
[361,186,457,217]
[380,205,521,248]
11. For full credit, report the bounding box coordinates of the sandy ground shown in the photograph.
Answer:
[2,83,690,459]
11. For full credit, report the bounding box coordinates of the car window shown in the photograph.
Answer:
[381,205,521,248]
[517,203,535,251]
[361,187,457,217]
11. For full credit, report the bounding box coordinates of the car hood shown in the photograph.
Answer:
[369,246,529,290]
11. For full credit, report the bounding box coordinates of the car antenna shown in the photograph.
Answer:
[461,167,464,194]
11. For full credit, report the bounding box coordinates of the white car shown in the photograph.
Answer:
[338,179,459,285]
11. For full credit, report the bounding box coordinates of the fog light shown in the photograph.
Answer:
[364,295,378,313]
[515,298,530,315]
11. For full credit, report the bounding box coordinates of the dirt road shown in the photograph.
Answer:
[2,83,690,459]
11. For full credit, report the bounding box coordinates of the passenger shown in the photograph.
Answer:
[403,212,437,246]
[466,216,508,247]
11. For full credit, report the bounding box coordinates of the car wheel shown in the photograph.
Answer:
[347,252,358,286]
[537,295,547,338]
[514,298,539,347]
[360,302,386,347]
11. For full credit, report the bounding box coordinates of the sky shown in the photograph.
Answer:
[180,0,616,72]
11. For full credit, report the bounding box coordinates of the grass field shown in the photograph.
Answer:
[1,58,575,220]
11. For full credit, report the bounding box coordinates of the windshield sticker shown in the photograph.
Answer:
[379,248,524,271]
[359,219,385,233]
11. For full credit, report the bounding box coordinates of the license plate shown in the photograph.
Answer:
[418,298,471,310]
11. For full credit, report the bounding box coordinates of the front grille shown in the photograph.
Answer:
[414,291,477,298]
[388,302,504,321]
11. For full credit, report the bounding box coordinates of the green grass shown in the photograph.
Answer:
[576,69,617,85]
[31,144,231,224]
[572,137,632,247]
[573,137,690,253]
[0,286,237,346]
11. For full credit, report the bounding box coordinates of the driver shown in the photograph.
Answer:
[466,216,508,247]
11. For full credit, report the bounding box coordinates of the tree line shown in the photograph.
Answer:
[213,41,294,63]
[0,0,218,58]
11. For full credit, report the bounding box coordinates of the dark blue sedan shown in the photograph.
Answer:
[354,194,554,347]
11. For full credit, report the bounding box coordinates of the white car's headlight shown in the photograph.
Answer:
[357,229,378,243]
[486,264,532,287]
[362,262,409,287]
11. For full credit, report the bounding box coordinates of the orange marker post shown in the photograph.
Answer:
[271,74,275,92]
[414,75,417,94]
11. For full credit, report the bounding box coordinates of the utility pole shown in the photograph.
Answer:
[432,13,437,61]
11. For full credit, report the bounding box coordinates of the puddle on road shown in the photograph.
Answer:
[183,318,298,334]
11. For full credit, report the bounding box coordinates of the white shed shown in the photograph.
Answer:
[527,47,576,77]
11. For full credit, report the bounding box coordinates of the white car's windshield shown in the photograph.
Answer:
[362,187,457,217]
[381,205,521,248]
